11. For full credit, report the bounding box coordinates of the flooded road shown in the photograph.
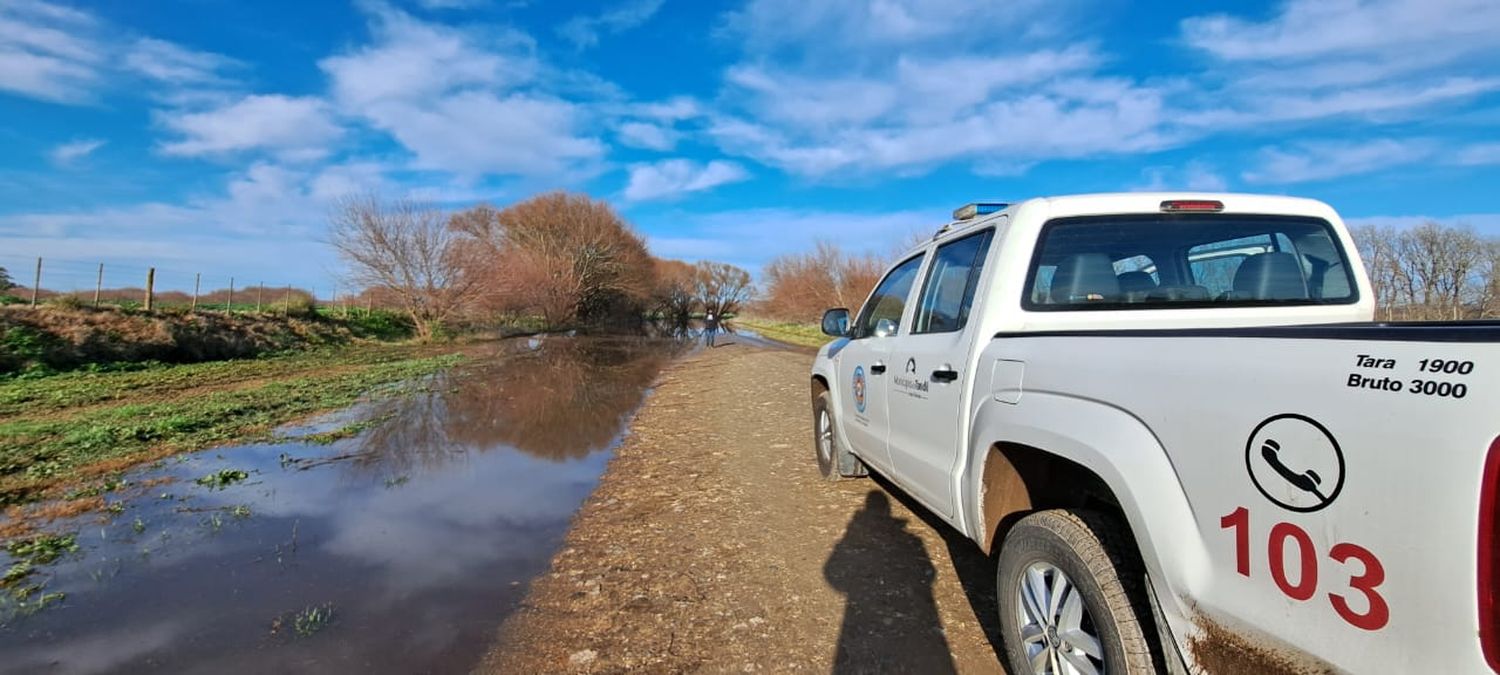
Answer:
[0,336,683,674]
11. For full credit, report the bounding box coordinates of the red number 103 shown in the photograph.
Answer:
[1220,507,1389,631]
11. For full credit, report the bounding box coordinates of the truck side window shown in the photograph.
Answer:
[853,254,925,338]
[913,229,994,334]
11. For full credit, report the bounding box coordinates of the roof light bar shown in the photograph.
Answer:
[953,202,1008,221]
[1161,199,1225,213]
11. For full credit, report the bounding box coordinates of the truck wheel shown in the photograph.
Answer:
[996,509,1161,675]
[813,390,866,480]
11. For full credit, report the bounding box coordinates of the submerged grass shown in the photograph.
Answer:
[0,350,463,508]
[194,469,250,490]
[270,602,336,639]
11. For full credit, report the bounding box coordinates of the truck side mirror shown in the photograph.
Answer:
[821,308,850,337]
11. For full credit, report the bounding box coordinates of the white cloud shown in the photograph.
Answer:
[710,83,1169,176]
[557,0,664,49]
[321,5,603,177]
[705,1,1173,177]
[1455,143,1500,167]
[0,160,414,290]
[48,138,105,165]
[1134,161,1229,192]
[624,159,748,201]
[415,0,489,8]
[616,121,677,151]
[320,8,530,109]
[158,94,343,160]
[641,206,939,270]
[0,0,102,102]
[124,37,237,85]
[1179,0,1500,129]
[1182,0,1500,64]
[723,0,1065,59]
[369,91,604,175]
[629,96,701,121]
[1242,139,1433,184]
[0,1,236,104]
[1181,77,1500,130]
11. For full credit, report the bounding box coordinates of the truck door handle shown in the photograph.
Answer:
[931,368,959,383]
[870,362,887,374]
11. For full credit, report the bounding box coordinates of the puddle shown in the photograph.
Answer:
[0,335,684,674]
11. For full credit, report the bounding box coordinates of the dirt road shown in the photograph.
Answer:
[482,343,1006,673]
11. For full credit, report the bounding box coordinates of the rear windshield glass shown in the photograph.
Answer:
[1024,215,1358,311]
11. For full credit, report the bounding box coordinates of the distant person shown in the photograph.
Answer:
[704,310,719,347]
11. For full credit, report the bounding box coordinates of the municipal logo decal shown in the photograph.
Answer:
[853,366,866,414]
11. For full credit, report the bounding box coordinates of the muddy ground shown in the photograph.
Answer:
[482,343,1006,673]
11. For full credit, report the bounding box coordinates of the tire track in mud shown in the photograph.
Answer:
[481,344,1004,673]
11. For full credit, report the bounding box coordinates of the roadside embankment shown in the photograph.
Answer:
[482,343,1002,673]
[0,305,414,377]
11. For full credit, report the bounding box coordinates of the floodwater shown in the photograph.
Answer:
[0,335,689,674]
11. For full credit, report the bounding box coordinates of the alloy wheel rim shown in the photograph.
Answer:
[817,409,833,464]
[1016,562,1105,675]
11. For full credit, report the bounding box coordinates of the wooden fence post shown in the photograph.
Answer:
[228,277,235,312]
[94,263,103,307]
[283,285,291,317]
[191,272,201,312]
[144,268,155,311]
[257,283,263,313]
[30,257,41,307]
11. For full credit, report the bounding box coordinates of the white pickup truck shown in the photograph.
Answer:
[808,193,1500,674]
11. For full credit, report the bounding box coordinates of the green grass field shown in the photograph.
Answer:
[0,345,462,509]
[735,319,830,349]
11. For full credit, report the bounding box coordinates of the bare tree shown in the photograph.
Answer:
[1352,225,1400,320]
[329,194,479,339]
[694,261,753,317]
[0,266,13,293]
[760,241,886,321]
[448,192,656,327]
[1352,221,1497,321]
[651,258,697,324]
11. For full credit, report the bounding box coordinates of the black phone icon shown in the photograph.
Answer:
[1261,439,1329,503]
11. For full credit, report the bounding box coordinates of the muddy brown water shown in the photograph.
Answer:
[0,335,704,674]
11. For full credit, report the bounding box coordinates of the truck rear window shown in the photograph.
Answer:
[1024,214,1358,310]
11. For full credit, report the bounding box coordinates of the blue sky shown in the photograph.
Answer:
[1,0,1498,293]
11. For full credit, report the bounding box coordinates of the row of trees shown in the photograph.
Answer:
[751,223,1500,323]
[330,191,752,338]
[1352,222,1500,321]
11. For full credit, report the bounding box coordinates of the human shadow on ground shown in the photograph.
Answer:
[823,490,959,674]
[869,474,1007,662]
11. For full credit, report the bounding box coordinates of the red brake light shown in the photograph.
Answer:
[1481,436,1500,672]
[1160,200,1224,213]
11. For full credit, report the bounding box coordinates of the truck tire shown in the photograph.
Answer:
[813,390,866,480]
[996,509,1163,675]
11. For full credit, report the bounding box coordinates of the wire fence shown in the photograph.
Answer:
[0,252,376,315]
